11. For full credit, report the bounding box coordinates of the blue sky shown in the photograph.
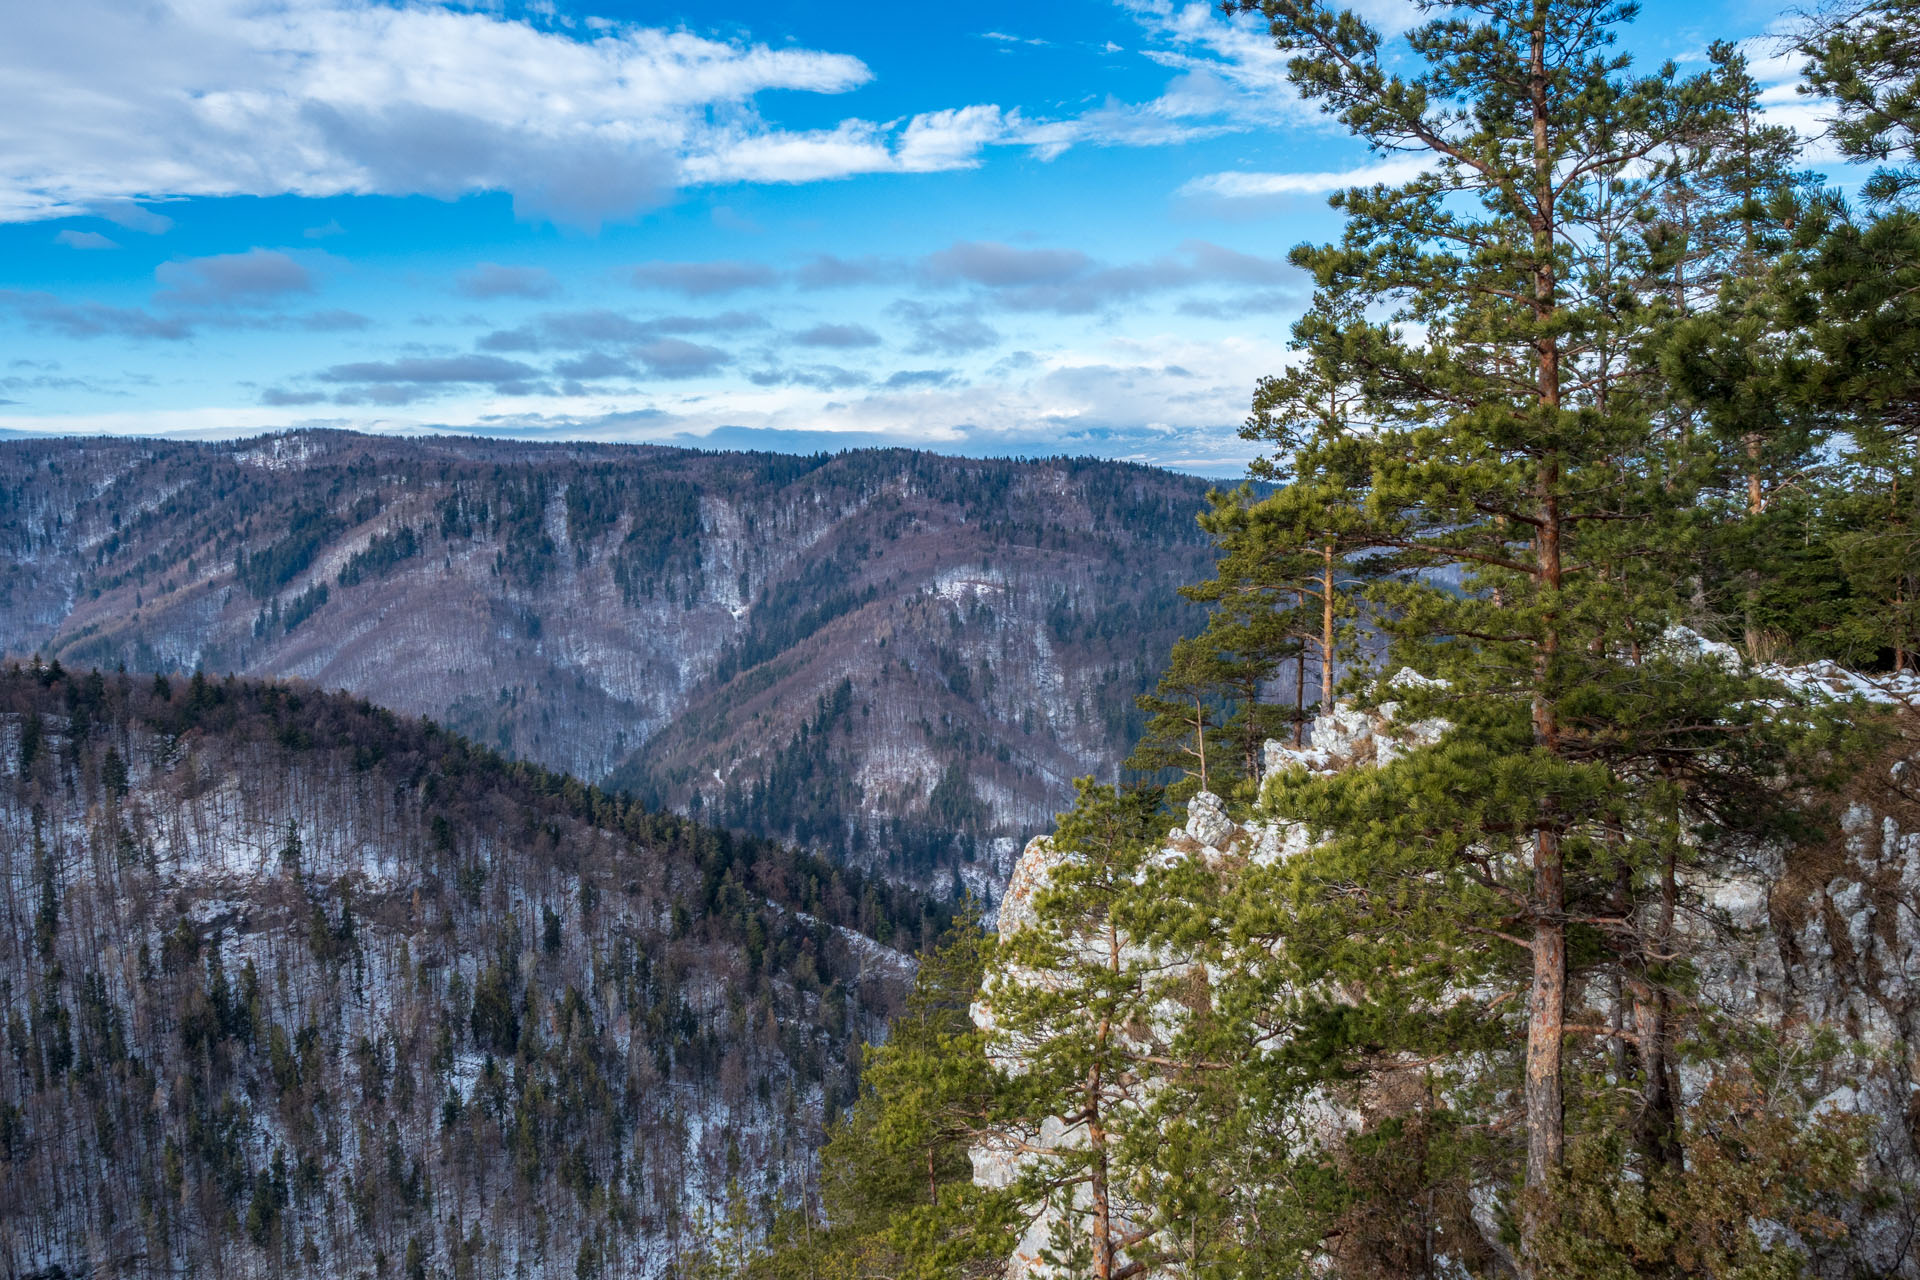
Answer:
[0,0,1836,474]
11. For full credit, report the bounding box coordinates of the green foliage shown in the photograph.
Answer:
[818,5,1914,1278]
[238,504,345,598]
[1534,1064,1869,1279]
[337,525,419,588]
[1803,0,1920,206]
[982,782,1180,1276]
[1128,477,1384,802]
[1126,634,1241,799]
[754,907,1017,1280]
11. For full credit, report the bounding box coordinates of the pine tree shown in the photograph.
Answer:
[755,907,1014,1280]
[1215,0,1811,1265]
[1125,635,1238,799]
[1803,0,1920,207]
[1796,203,1920,669]
[1193,455,1378,742]
[1668,126,1920,668]
[1658,46,1838,660]
[979,781,1171,1279]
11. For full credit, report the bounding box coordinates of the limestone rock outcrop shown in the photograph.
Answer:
[973,650,1920,1278]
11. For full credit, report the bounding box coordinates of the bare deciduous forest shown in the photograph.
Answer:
[0,660,939,1279]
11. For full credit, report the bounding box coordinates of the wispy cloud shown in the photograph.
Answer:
[914,238,1299,314]
[882,368,960,389]
[632,260,780,297]
[0,290,195,341]
[748,363,873,390]
[153,249,314,307]
[91,200,173,234]
[457,263,560,300]
[796,254,907,289]
[1180,155,1431,199]
[886,299,1002,355]
[319,355,541,386]
[310,354,546,405]
[633,338,731,379]
[1,282,362,341]
[792,323,882,349]
[479,308,766,352]
[553,352,637,381]
[11,328,1291,477]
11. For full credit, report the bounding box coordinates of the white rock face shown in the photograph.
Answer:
[975,651,1920,1278]
[1183,789,1237,851]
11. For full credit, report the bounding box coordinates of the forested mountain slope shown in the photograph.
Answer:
[0,431,1218,887]
[0,661,939,1280]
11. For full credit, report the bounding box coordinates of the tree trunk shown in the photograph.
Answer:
[1089,1092,1115,1280]
[1320,544,1335,713]
[1633,838,1682,1169]
[1194,701,1207,793]
[1294,650,1307,747]
[1521,2,1568,1263]
[1089,920,1121,1279]
[1524,826,1566,1191]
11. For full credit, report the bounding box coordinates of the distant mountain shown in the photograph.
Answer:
[0,662,937,1279]
[0,431,1220,891]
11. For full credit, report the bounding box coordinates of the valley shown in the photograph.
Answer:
[0,431,1219,893]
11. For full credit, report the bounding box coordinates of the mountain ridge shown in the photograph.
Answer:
[0,429,1222,889]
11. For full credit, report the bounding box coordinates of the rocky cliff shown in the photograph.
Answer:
[973,642,1920,1277]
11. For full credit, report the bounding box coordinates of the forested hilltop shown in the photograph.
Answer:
[0,660,943,1279]
[0,435,1216,890]
[755,1,1920,1278]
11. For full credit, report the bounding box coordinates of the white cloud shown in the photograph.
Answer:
[91,200,174,233]
[681,121,895,185]
[1038,0,1423,155]
[0,0,1460,227]
[896,106,1018,172]
[682,105,1039,185]
[1730,33,1848,165]
[1180,155,1432,199]
[0,0,1027,228]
